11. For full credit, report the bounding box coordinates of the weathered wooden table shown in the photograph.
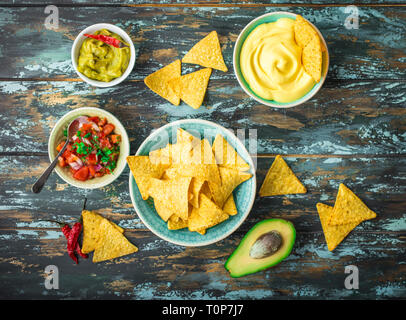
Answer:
[0,1,405,300]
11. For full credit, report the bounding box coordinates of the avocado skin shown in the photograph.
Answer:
[225,219,296,278]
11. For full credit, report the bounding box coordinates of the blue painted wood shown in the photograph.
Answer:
[0,1,405,300]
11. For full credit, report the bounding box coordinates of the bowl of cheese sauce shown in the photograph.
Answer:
[234,12,329,108]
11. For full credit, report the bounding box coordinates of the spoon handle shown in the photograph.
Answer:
[32,141,68,193]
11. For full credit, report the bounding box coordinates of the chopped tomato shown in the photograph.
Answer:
[62,149,72,160]
[73,166,89,181]
[98,117,107,127]
[102,123,115,136]
[110,134,121,144]
[81,123,93,132]
[70,167,77,175]
[88,165,96,178]
[58,156,66,167]
[86,153,97,165]
[88,116,100,124]
[100,138,112,149]
[56,141,65,152]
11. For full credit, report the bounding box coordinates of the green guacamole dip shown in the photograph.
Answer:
[77,29,130,82]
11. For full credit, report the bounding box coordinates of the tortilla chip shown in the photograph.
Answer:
[302,35,322,82]
[153,198,174,222]
[148,177,192,221]
[182,31,228,72]
[189,178,205,208]
[127,155,167,200]
[223,194,238,216]
[167,214,188,230]
[212,134,250,171]
[170,68,212,109]
[144,60,181,105]
[209,167,252,208]
[92,219,138,263]
[188,193,229,232]
[149,141,194,167]
[81,210,123,254]
[177,128,201,145]
[200,181,213,199]
[259,155,307,197]
[294,15,319,49]
[164,139,221,185]
[328,184,377,226]
[317,203,360,251]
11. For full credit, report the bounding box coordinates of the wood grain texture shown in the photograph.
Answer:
[0,6,404,80]
[0,80,405,155]
[0,1,405,300]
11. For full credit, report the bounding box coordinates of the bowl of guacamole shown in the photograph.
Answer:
[72,23,136,87]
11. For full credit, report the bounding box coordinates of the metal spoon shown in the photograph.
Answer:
[31,117,82,193]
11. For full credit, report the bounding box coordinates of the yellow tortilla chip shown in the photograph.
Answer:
[165,139,221,185]
[188,193,229,232]
[167,214,188,230]
[148,177,192,221]
[92,219,138,263]
[182,31,228,72]
[302,35,322,82]
[81,210,123,254]
[223,194,238,216]
[149,141,195,167]
[153,198,174,222]
[169,68,212,109]
[189,178,205,208]
[144,60,181,105]
[177,128,201,146]
[212,134,250,171]
[127,155,167,200]
[259,155,307,197]
[317,203,360,251]
[200,181,212,199]
[209,167,252,208]
[294,15,319,49]
[328,184,377,226]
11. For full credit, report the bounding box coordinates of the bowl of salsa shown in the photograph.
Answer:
[48,107,130,189]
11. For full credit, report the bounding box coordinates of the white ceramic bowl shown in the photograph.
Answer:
[71,23,136,87]
[233,12,329,108]
[128,119,257,247]
[48,107,130,189]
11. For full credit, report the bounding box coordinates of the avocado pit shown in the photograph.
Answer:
[249,230,283,259]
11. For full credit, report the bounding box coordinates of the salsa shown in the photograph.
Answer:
[56,116,121,182]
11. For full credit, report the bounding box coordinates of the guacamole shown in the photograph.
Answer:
[77,29,130,82]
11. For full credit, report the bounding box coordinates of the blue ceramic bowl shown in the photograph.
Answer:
[233,11,329,108]
[129,119,257,247]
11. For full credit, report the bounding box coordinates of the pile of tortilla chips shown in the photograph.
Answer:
[294,15,323,83]
[259,155,307,197]
[317,183,377,251]
[81,210,138,262]
[127,128,252,235]
[144,31,227,110]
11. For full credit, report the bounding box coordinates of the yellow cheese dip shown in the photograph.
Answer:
[240,18,315,103]
[77,29,130,82]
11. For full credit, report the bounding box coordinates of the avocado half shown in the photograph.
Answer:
[225,219,296,278]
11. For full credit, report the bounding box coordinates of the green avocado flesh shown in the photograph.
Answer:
[225,219,296,278]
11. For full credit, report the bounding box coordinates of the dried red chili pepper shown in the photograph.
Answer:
[43,219,87,263]
[84,33,122,48]
[68,222,83,263]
